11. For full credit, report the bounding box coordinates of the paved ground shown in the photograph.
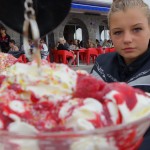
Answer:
[70,63,94,73]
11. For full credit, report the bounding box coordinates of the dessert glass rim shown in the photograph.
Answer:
[0,113,150,139]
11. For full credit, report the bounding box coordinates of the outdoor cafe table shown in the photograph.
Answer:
[73,49,86,66]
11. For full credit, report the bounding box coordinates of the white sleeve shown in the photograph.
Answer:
[43,44,48,51]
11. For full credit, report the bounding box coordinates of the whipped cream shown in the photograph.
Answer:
[59,98,106,130]
[2,62,77,103]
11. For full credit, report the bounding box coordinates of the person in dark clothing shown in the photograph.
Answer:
[57,38,70,50]
[91,0,150,149]
[0,26,10,53]
[8,50,25,58]
[57,38,76,65]
[96,39,101,47]
[57,42,69,50]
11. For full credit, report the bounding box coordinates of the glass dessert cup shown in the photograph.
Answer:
[0,114,150,150]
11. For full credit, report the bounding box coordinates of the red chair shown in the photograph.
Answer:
[97,47,104,55]
[109,47,115,52]
[57,50,75,64]
[85,48,99,65]
[18,54,28,63]
[46,54,51,62]
[51,50,58,62]
[104,48,110,53]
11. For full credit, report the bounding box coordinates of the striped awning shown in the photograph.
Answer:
[71,3,110,13]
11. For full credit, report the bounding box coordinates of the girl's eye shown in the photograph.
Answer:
[133,27,142,32]
[113,31,122,35]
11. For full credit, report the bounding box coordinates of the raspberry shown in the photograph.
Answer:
[7,83,23,93]
[0,104,14,129]
[103,82,138,110]
[30,92,40,103]
[74,73,106,102]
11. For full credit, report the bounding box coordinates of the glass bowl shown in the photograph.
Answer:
[0,114,150,150]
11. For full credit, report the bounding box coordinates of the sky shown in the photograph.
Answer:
[144,0,150,7]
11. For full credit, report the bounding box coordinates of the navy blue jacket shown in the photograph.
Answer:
[91,46,150,149]
[91,47,150,93]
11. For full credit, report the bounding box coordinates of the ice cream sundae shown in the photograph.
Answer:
[0,60,150,150]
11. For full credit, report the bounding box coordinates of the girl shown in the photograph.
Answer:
[91,0,150,149]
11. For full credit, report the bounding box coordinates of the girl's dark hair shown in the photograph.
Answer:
[10,39,15,44]
[0,26,6,31]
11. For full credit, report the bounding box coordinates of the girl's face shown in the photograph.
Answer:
[109,7,150,64]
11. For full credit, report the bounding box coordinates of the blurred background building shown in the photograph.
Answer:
[1,0,150,50]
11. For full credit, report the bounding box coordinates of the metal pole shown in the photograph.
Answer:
[46,34,49,46]
[104,26,107,40]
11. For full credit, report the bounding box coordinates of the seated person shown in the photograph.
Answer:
[57,38,69,50]
[8,50,25,58]
[8,39,24,58]
[96,39,101,48]
[86,39,96,48]
[0,26,11,53]
[9,39,19,51]
[69,39,79,50]
[57,38,76,65]
[69,40,76,50]
[39,39,49,59]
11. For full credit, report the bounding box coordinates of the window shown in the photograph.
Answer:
[74,28,82,41]
[101,29,110,41]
